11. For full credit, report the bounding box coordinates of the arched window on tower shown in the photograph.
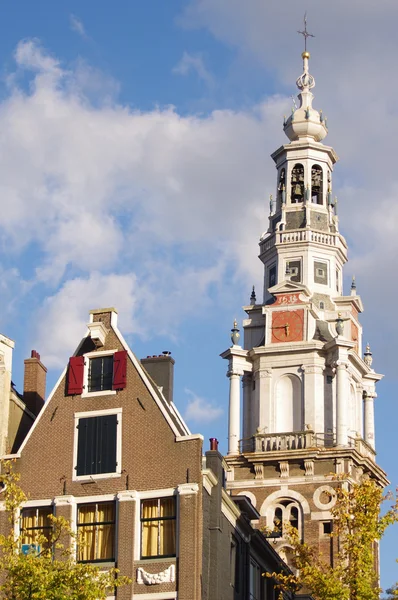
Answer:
[270,500,302,538]
[275,374,303,433]
[291,164,304,203]
[278,168,286,205]
[311,165,323,204]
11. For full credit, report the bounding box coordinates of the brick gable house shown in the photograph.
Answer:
[0,307,301,600]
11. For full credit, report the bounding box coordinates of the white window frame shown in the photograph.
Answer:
[72,408,122,482]
[133,487,179,562]
[81,349,118,398]
[16,502,53,545]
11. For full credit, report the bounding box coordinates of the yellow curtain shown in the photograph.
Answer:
[78,505,96,562]
[142,500,159,557]
[160,498,176,556]
[21,509,35,545]
[97,503,114,560]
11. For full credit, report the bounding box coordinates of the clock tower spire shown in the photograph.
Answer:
[222,31,387,570]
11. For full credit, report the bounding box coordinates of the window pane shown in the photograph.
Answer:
[88,356,113,392]
[78,504,96,524]
[78,525,96,562]
[160,497,175,518]
[96,523,114,560]
[142,520,159,557]
[88,357,104,392]
[160,519,176,556]
[21,508,36,530]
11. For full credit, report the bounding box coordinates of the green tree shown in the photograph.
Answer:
[267,476,398,600]
[0,462,129,600]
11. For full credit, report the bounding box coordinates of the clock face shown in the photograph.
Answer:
[271,310,304,343]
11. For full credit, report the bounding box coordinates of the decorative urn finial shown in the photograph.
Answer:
[364,343,373,368]
[250,286,256,305]
[231,319,240,346]
[351,275,356,296]
[335,313,344,336]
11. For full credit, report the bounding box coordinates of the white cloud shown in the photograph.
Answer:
[35,272,140,368]
[70,15,87,39]
[173,51,213,85]
[184,388,223,423]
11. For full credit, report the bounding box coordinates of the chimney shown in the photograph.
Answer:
[209,438,219,451]
[23,350,47,415]
[141,352,175,404]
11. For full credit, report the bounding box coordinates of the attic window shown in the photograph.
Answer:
[88,356,113,392]
[67,351,127,396]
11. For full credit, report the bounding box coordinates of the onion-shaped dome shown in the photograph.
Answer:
[283,52,328,143]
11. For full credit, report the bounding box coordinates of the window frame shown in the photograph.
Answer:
[314,259,329,286]
[140,496,177,560]
[81,350,118,399]
[72,408,122,482]
[285,259,302,283]
[76,501,116,564]
[20,506,53,554]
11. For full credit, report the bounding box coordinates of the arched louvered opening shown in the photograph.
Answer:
[278,168,286,204]
[291,164,304,203]
[289,506,299,530]
[274,507,283,535]
[311,164,323,204]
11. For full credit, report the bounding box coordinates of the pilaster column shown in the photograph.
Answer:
[363,392,376,449]
[116,491,138,600]
[228,368,243,455]
[53,496,75,559]
[177,484,201,600]
[242,374,252,440]
[336,361,349,446]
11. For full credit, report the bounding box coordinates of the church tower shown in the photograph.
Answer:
[222,42,388,564]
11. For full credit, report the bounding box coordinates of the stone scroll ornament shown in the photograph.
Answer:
[137,564,175,585]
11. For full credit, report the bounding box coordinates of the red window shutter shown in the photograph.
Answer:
[113,350,127,390]
[67,356,84,395]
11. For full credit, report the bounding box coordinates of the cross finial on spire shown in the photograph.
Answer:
[297,13,314,53]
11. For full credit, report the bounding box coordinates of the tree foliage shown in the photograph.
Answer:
[267,476,398,600]
[0,461,130,600]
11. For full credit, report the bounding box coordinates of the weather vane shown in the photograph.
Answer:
[297,13,314,52]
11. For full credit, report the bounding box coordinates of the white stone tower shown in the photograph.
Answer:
[222,44,387,563]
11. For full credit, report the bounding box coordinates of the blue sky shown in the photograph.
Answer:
[1,0,398,589]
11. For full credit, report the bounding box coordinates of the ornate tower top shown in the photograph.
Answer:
[284,17,328,143]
